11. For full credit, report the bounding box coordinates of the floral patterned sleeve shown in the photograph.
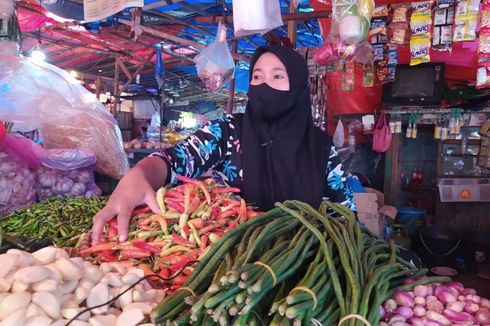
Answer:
[325,145,357,211]
[152,116,232,185]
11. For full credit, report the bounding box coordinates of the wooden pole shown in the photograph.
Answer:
[113,56,120,115]
[120,50,155,93]
[226,40,238,115]
[384,134,401,205]
[288,2,298,47]
[194,10,332,23]
[95,77,102,100]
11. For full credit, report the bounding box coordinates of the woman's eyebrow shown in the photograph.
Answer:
[272,67,286,72]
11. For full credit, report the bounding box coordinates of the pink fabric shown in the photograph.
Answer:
[18,8,54,32]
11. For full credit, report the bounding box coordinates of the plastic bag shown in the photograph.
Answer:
[36,148,101,201]
[232,0,283,37]
[0,135,37,215]
[333,119,345,147]
[194,22,235,92]
[372,110,392,153]
[0,56,129,179]
[147,111,162,142]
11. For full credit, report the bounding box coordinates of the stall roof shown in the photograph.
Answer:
[17,0,324,107]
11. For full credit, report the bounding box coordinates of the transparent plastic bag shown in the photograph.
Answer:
[232,0,283,37]
[36,148,101,201]
[194,22,235,92]
[0,135,37,215]
[0,56,129,179]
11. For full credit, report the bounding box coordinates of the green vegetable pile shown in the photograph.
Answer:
[152,200,448,325]
[0,196,107,247]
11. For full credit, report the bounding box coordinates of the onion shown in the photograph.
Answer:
[414,296,426,306]
[383,298,397,313]
[394,306,414,319]
[426,311,451,325]
[446,301,464,313]
[414,285,429,297]
[444,309,474,322]
[464,300,479,314]
[413,305,426,317]
[436,290,457,305]
[446,281,464,293]
[394,290,414,307]
[476,308,490,324]
[462,288,477,296]
[426,298,444,313]
[482,298,490,309]
[409,317,424,326]
[379,305,386,319]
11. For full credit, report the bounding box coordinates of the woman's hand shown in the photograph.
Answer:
[91,156,168,244]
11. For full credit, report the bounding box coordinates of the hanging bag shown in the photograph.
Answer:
[232,0,284,37]
[194,22,235,92]
[372,110,392,152]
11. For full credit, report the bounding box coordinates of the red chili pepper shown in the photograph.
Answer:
[212,187,241,194]
[133,240,161,254]
[211,206,220,218]
[175,175,212,204]
[198,223,221,235]
[216,218,228,226]
[226,219,239,231]
[119,249,152,259]
[182,267,194,276]
[169,251,200,271]
[218,209,236,220]
[165,200,185,213]
[188,196,202,214]
[172,275,189,286]
[239,199,248,222]
[165,189,184,198]
[96,250,118,263]
[172,234,196,248]
[79,241,118,255]
[132,206,151,216]
[158,267,171,279]
[182,226,190,238]
[200,235,209,251]
[188,218,206,229]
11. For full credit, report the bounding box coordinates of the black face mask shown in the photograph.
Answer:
[247,83,296,123]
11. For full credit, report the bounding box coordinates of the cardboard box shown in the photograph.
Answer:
[353,192,396,237]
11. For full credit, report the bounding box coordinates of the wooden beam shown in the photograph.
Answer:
[384,134,401,206]
[226,40,238,115]
[120,51,156,94]
[95,77,102,99]
[288,2,298,47]
[113,55,120,114]
[143,0,183,10]
[118,19,250,62]
[194,10,332,24]
[117,57,133,80]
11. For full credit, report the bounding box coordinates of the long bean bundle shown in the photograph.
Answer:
[151,200,446,325]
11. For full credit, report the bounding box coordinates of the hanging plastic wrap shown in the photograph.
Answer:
[314,0,374,66]
[0,55,129,179]
[232,0,283,37]
[36,148,101,201]
[194,22,235,92]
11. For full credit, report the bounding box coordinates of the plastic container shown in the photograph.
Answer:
[419,227,461,268]
[438,178,490,202]
[463,231,490,271]
[389,224,412,249]
[395,207,425,237]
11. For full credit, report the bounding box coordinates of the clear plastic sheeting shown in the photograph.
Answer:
[0,55,129,179]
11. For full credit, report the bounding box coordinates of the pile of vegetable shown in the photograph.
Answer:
[380,281,490,325]
[0,246,166,326]
[0,196,107,247]
[80,176,260,290]
[151,200,448,325]
[0,150,37,215]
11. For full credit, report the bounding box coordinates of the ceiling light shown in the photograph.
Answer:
[98,69,103,73]
[70,70,78,78]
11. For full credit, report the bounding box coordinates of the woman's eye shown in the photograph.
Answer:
[274,74,285,79]
[253,75,262,80]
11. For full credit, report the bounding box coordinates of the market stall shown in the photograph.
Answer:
[1,0,490,325]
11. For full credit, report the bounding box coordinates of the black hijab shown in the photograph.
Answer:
[241,45,331,211]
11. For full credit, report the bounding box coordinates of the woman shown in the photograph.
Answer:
[92,45,356,244]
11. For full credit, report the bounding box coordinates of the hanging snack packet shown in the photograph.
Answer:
[389,22,410,44]
[455,0,479,15]
[411,1,433,12]
[481,2,490,30]
[410,36,431,65]
[369,18,388,44]
[433,3,455,51]
[373,44,386,62]
[453,14,479,41]
[363,62,374,87]
[479,35,490,57]
[342,61,356,91]
[392,3,411,23]
[410,11,433,36]
[387,46,399,66]
[376,61,389,83]
[476,64,490,89]
[373,4,389,17]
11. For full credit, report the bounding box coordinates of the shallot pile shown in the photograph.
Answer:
[380,280,490,325]
[0,247,166,326]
